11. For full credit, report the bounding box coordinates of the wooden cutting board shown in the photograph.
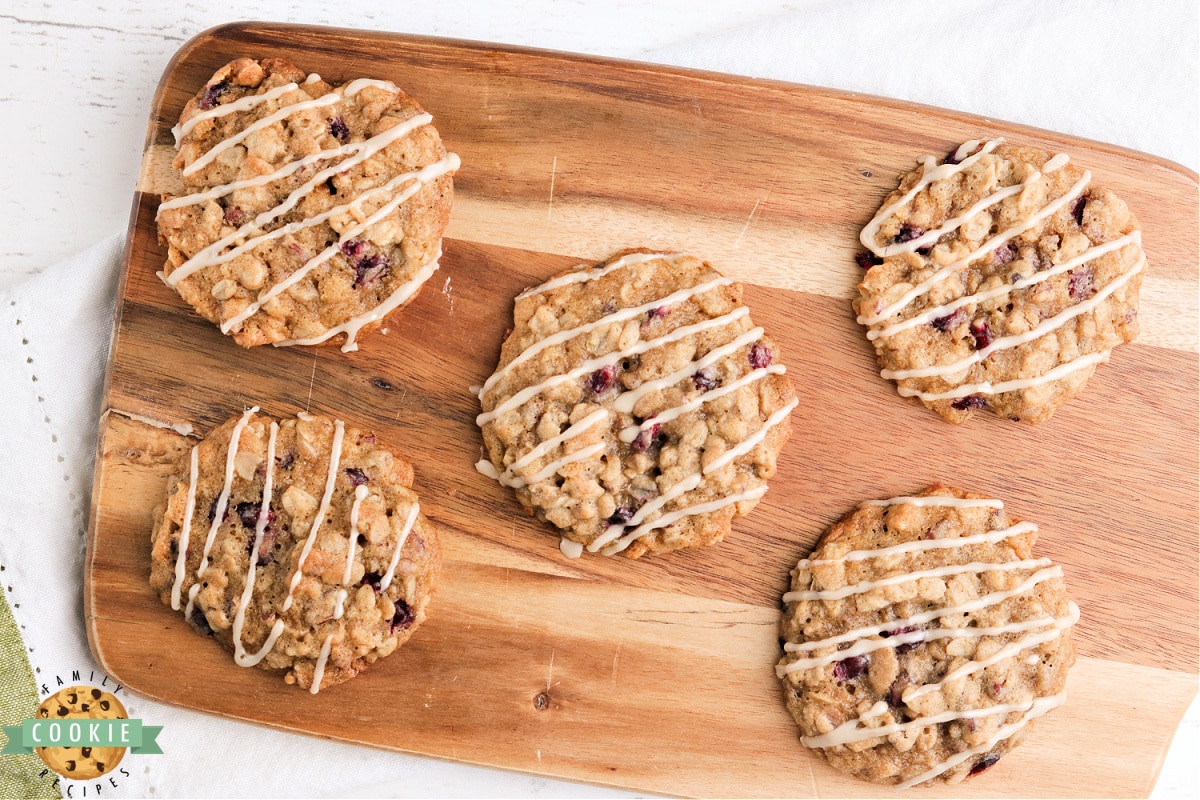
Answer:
[86,22,1199,798]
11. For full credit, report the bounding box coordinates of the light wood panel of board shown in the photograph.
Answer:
[87,23,1199,798]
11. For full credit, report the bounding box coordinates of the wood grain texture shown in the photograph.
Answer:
[87,23,1199,797]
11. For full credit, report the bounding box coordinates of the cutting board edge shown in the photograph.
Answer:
[166,21,1198,185]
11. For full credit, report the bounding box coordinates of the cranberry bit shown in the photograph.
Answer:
[642,306,670,327]
[190,608,213,636]
[198,80,231,110]
[362,571,384,593]
[341,239,369,259]
[855,251,883,271]
[970,318,993,350]
[390,599,415,631]
[893,224,925,244]
[630,422,661,454]
[327,115,350,141]
[692,369,718,392]
[1070,195,1087,226]
[931,308,966,332]
[345,467,369,486]
[832,655,868,682]
[887,672,911,707]
[993,243,1017,266]
[353,254,391,288]
[968,753,1001,776]
[608,504,635,526]
[254,525,280,566]
[601,300,618,314]
[222,205,247,226]
[1068,266,1095,300]
[277,451,295,470]
[749,342,773,369]
[951,395,987,411]
[586,364,619,395]
[207,496,231,524]
[236,501,263,529]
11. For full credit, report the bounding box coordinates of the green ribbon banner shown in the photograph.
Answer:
[1,719,162,754]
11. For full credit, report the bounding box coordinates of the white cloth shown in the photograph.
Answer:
[0,1,1195,797]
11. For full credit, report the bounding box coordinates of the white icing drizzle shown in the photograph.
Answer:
[611,323,762,414]
[194,407,259,582]
[1042,152,1070,173]
[501,408,609,481]
[221,154,458,334]
[601,484,768,556]
[172,80,307,146]
[805,693,1062,749]
[282,420,345,612]
[476,307,751,426]
[159,116,427,215]
[333,484,370,620]
[514,443,606,488]
[702,398,798,475]
[781,612,1060,668]
[900,350,1111,401]
[895,693,1065,789]
[169,446,200,610]
[858,170,1092,326]
[166,116,436,287]
[182,91,342,177]
[858,701,889,722]
[310,634,334,695]
[873,175,1033,258]
[479,276,734,400]
[474,458,500,480]
[799,521,1037,567]
[902,602,1079,704]
[305,74,322,85]
[184,583,201,620]
[783,558,1051,603]
[379,502,420,592]
[861,495,1003,509]
[859,138,1004,256]
[559,538,584,559]
[274,247,443,352]
[868,231,1141,340]
[233,421,286,668]
[619,365,786,443]
[515,252,680,301]
[778,566,1064,665]
[588,473,704,552]
[342,78,400,96]
[883,250,1144,380]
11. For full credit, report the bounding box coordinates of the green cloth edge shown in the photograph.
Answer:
[0,575,60,799]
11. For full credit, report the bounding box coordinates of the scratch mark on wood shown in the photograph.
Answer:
[733,197,763,249]
[548,155,558,220]
[611,639,623,690]
[546,648,555,691]
[304,352,318,413]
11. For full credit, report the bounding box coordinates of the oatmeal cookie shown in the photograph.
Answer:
[35,687,127,780]
[475,250,797,559]
[156,58,459,350]
[855,139,1143,423]
[777,485,1077,788]
[149,408,440,692]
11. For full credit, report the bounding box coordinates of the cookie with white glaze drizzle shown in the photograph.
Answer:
[855,138,1143,423]
[474,249,797,559]
[156,58,459,350]
[149,409,440,693]
[777,485,1077,788]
